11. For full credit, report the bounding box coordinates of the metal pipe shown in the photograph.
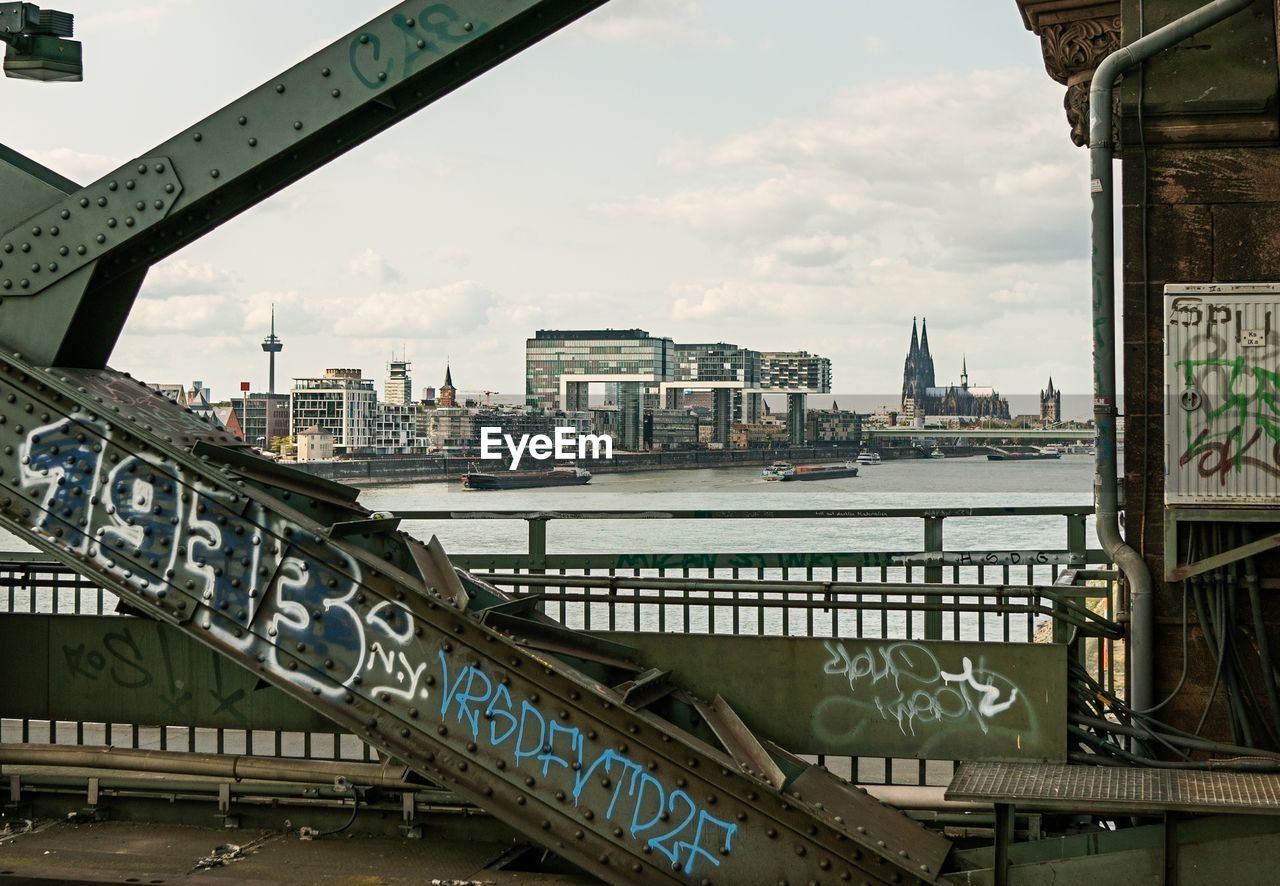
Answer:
[1071,713,1280,760]
[1244,540,1280,737]
[861,784,991,813]
[0,743,415,789]
[1088,0,1254,714]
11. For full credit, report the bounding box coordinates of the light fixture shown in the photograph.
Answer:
[1,4,81,82]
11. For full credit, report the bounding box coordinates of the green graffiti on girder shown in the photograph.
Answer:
[350,4,490,90]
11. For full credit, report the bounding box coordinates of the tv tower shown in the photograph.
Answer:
[261,306,284,394]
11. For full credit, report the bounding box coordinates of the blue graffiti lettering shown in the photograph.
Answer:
[486,683,518,746]
[435,654,738,873]
[539,721,580,776]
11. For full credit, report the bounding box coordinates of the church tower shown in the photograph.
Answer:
[902,317,922,407]
[1040,376,1061,425]
[919,317,936,389]
[438,363,457,408]
[901,317,937,419]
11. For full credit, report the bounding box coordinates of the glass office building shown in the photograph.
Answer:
[290,369,377,455]
[526,330,675,449]
[759,351,833,392]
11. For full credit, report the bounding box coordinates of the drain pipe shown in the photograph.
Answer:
[1089,0,1253,715]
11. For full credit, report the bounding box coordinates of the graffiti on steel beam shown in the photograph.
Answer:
[15,416,739,874]
[437,654,738,873]
[18,416,420,696]
[816,640,1026,739]
[350,4,490,90]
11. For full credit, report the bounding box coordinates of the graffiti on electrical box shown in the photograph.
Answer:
[1170,298,1280,484]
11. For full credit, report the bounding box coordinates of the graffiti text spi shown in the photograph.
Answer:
[437,651,738,874]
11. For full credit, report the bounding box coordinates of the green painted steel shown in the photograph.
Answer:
[608,634,1067,764]
[454,550,1094,571]
[1,615,1068,763]
[0,614,333,731]
[0,350,952,883]
[0,0,611,367]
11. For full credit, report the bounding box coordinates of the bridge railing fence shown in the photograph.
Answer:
[0,505,1118,787]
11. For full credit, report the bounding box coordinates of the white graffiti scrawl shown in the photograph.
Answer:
[820,640,1021,736]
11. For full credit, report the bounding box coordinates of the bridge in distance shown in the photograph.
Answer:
[864,427,1102,443]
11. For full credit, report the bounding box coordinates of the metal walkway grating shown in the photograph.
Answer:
[947,761,1280,815]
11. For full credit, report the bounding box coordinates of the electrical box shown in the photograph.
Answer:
[1165,284,1280,505]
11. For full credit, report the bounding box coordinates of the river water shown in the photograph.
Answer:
[0,453,1096,558]
[0,454,1099,763]
[359,453,1097,560]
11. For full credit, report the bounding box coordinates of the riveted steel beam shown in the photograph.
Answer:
[0,0,610,367]
[0,351,953,884]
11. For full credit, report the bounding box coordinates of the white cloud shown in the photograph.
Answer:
[142,259,236,298]
[245,281,500,339]
[127,295,227,336]
[349,248,401,286]
[574,0,731,47]
[338,281,496,337]
[612,68,1084,273]
[595,66,1091,380]
[671,280,823,323]
[861,36,891,55]
[26,147,120,186]
[990,281,1040,304]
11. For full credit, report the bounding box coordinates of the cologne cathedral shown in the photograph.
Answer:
[900,318,1009,422]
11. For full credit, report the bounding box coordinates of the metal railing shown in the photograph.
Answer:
[1,504,1119,786]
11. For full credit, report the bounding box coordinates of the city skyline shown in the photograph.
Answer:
[225,313,1080,419]
[8,3,1092,402]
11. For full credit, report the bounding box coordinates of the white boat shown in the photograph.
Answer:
[856,450,881,465]
[762,461,795,480]
[762,461,859,481]
[929,448,946,459]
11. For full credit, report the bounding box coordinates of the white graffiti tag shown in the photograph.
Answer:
[821,641,1021,735]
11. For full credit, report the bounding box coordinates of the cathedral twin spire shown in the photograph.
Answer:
[901,316,942,402]
[901,316,936,404]
[900,317,1008,420]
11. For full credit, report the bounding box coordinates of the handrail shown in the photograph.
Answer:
[393,505,1096,520]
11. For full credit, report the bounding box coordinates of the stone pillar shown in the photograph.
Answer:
[564,380,589,413]
[712,388,732,445]
[787,393,806,446]
[1020,0,1280,742]
[616,382,644,451]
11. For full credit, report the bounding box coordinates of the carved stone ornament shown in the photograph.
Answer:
[1039,15,1123,85]
[1065,79,1123,148]
[1017,1,1122,146]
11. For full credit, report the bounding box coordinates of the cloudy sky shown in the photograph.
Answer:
[3,0,1092,408]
